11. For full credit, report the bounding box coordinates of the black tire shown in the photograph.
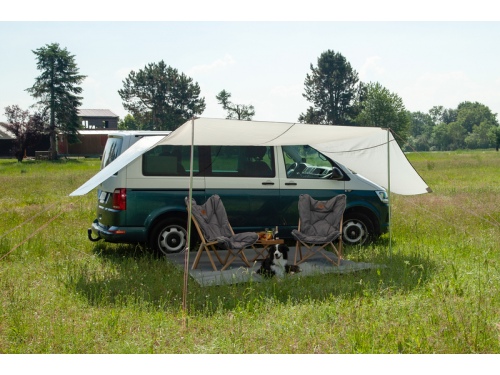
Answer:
[342,212,374,246]
[149,217,188,255]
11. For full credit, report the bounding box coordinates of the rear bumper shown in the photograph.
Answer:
[89,219,146,244]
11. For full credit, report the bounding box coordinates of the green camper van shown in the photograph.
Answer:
[86,131,390,255]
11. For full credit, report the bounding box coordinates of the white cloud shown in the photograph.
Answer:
[359,56,385,81]
[188,54,236,76]
[268,84,302,98]
[114,65,146,80]
[399,70,500,115]
[115,67,132,80]
[81,76,101,90]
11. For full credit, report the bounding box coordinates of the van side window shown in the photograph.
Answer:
[101,137,123,170]
[142,145,199,176]
[282,145,335,179]
[208,146,275,177]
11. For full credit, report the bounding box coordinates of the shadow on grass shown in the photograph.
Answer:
[64,240,437,315]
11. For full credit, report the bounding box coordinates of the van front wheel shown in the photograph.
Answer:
[149,217,187,255]
[342,212,374,246]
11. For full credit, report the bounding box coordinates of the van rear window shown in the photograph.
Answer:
[101,137,123,170]
[209,146,275,177]
[142,145,199,176]
[141,145,276,177]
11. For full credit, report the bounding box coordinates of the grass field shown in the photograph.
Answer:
[1,150,499,354]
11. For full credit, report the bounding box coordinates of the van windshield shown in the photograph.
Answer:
[101,137,123,170]
[282,145,334,179]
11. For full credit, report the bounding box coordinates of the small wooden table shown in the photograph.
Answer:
[251,238,284,261]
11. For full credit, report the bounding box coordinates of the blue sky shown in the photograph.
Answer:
[2,2,500,124]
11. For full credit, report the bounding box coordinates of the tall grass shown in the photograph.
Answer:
[1,152,499,353]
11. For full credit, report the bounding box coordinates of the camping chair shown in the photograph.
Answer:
[185,195,259,271]
[292,194,347,266]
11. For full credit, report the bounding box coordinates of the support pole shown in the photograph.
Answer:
[182,117,196,326]
[387,127,392,259]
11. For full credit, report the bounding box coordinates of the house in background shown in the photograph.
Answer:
[2,109,121,158]
[57,109,121,157]
[79,109,119,130]
[0,123,15,157]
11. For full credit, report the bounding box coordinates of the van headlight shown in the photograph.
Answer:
[376,190,389,204]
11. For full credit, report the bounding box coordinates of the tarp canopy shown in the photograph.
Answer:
[70,117,431,196]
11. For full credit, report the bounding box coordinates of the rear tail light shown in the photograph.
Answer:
[112,188,127,210]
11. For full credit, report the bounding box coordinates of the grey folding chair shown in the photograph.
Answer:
[292,194,347,266]
[185,195,259,271]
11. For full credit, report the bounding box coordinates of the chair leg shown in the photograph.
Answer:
[295,243,319,265]
[337,239,343,266]
[295,242,342,266]
[204,247,219,271]
[220,249,251,271]
[192,244,218,271]
[294,241,302,265]
[318,247,339,266]
[319,242,342,266]
[239,250,251,267]
[210,245,225,265]
[191,244,204,270]
[220,250,238,271]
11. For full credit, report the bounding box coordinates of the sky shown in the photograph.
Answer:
[1,1,500,125]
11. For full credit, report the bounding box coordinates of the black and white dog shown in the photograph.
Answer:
[256,244,301,278]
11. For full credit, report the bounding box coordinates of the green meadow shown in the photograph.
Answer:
[1,150,499,353]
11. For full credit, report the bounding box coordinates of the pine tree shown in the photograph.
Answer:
[118,61,206,130]
[26,43,86,159]
[300,50,360,125]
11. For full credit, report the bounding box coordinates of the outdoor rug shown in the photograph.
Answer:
[165,246,385,286]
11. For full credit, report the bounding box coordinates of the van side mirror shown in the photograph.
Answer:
[330,167,343,180]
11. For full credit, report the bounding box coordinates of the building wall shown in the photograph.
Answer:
[81,116,118,129]
[58,133,109,157]
[0,140,14,157]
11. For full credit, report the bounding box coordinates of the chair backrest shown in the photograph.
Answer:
[297,194,346,237]
[185,195,233,241]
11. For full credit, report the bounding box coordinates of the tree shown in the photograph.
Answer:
[4,105,46,162]
[429,105,457,125]
[465,121,498,149]
[432,122,466,151]
[26,43,86,159]
[410,102,499,151]
[409,111,434,138]
[355,82,411,143]
[216,90,255,120]
[118,114,142,130]
[118,61,206,131]
[495,127,500,151]
[297,106,325,124]
[406,111,435,151]
[455,101,498,133]
[300,50,360,125]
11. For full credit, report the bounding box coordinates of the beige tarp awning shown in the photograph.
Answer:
[70,117,430,196]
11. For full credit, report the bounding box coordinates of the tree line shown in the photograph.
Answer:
[4,45,500,160]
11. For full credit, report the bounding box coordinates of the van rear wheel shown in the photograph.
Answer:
[149,217,187,255]
[342,212,374,246]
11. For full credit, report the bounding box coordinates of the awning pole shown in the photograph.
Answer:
[182,117,196,326]
[387,127,392,259]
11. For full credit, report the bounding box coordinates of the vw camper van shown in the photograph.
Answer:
[88,137,390,255]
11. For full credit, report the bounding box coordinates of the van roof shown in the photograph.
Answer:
[104,130,172,137]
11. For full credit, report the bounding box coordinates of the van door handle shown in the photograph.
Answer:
[285,182,297,186]
[262,181,275,185]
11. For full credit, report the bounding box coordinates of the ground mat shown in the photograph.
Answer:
[165,246,385,286]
